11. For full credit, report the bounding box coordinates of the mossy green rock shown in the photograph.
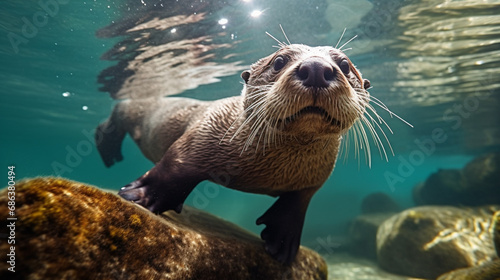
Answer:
[377,205,500,279]
[0,177,327,280]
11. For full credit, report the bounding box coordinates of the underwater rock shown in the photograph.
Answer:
[462,153,500,205]
[0,177,327,280]
[414,152,500,206]
[376,205,500,279]
[436,260,500,280]
[348,212,395,261]
[412,168,464,205]
[494,211,500,256]
[361,192,400,214]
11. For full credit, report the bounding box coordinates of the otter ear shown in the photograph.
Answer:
[241,70,251,84]
[363,79,371,90]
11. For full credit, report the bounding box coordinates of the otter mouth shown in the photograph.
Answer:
[282,106,341,127]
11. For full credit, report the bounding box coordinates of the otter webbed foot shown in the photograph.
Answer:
[256,189,314,265]
[257,210,302,264]
[95,121,125,168]
[119,177,183,214]
[118,166,202,214]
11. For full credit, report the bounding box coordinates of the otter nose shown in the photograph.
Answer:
[296,57,335,88]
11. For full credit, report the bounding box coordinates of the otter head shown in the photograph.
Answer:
[240,44,370,146]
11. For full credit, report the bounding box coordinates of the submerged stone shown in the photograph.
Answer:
[414,152,500,206]
[462,152,500,205]
[413,168,464,205]
[348,212,395,261]
[377,205,500,279]
[360,192,400,214]
[437,260,500,280]
[494,211,500,256]
[0,177,326,280]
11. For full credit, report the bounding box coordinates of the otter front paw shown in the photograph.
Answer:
[119,176,183,214]
[256,190,312,265]
[256,212,302,265]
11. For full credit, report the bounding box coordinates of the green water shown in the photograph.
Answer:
[1,0,499,255]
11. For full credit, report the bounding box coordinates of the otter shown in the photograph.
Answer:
[96,43,372,264]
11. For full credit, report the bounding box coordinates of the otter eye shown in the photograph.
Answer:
[273,55,287,71]
[340,59,350,75]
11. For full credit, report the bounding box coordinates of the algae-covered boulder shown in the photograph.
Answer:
[376,205,500,279]
[0,177,326,280]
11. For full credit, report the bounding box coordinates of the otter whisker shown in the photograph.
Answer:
[245,113,268,153]
[269,98,287,147]
[223,96,267,143]
[352,123,363,165]
[341,87,411,166]
[256,101,281,153]
[340,93,381,167]
[280,24,291,45]
[361,112,392,162]
[245,85,274,99]
[339,34,358,51]
[335,28,347,49]
[229,98,268,145]
[223,89,265,136]
[345,100,366,166]
[340,131,350,163]
[244,101,268,135]
[223,83,273,142]
[254,120,268,154]
[243,120,260,152]
[266,116,279,149]
[262,119,275,154]
[266,32,287,48]
[369,98,413,128]
[353,91,411,163]
[267,99,287,149]
[365,94,390,110]
[350,121,361,166]
[357,89,413,128]
[257,98,273,148]
[348,124,358,158]
[355,120,371,167]
[245,99,271,148]
[366,104,394,134]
